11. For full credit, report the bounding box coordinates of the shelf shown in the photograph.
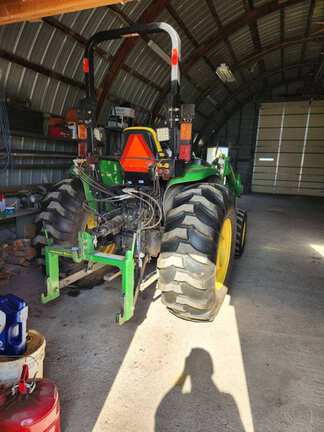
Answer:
[0,208,40,223]
[10,129,82,145]
[0,183,53,195]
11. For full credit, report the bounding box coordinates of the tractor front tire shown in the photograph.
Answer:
[235,209,247,258]
[158,183,236,322]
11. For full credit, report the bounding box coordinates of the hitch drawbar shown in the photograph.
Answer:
[42,231,137,324]
[43,231,158,324]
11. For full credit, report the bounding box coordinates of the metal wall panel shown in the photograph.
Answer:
[252,101,324,196]
[210,102,258,192]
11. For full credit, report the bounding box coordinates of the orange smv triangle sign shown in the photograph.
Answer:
[121,133,156,173]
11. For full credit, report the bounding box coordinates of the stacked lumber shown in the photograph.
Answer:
[0,239,36,280]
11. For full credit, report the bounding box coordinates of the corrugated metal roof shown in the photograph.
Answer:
[0,0,323,163]
[258,10,280,47]
[213,0,246,26]
[172,0,216,45]
[228,27,254,62]
[285,2,309,39]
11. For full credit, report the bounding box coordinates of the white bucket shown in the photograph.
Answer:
[0,329,46,386]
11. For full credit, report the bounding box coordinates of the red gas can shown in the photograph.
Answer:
[0,375,61,432]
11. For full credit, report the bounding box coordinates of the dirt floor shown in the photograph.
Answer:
[1,193,324,432]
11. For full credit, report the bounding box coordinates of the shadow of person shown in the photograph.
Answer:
[155,348,246,432]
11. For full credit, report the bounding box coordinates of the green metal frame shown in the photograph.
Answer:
[43,139,242,325]
[99,159,124,187]
[222,157,243,196]
[167,163,217,187]
[75,160,124,214]
[167,157,242,197]
[43,231,135,325]
[47,18,245,324]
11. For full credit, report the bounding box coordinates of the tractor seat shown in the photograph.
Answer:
[120,127,164,185]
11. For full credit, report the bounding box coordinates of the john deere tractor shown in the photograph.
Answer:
[35,23,247,324]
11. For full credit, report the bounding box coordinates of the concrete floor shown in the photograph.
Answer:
[1,193,324,432]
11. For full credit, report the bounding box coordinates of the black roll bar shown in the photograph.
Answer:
[83,22,181,154]
[84,22,181,100]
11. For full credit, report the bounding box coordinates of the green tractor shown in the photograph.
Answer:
[34,22,247,324]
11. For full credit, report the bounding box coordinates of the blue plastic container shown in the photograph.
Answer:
[0,294,28,356]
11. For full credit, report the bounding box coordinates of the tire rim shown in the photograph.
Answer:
[215,218,232,290]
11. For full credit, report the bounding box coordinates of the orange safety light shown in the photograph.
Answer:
[180,122,192,141]
[83,58,89,73]
[120,134,156,173]
[78,124,87,140]
[171,48,179,66]
[179,122,192,162]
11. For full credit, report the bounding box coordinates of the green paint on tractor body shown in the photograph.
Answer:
[45,150,242,324]
[92,156,242,204]
[99,159,124,187]
[166,158,242,197]
[42,21,245,324]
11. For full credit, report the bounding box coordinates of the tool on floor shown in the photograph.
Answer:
[0,294,28,356]
[0,364,61,431]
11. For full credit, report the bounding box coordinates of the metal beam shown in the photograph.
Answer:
[206,0,247,84]
[199,63,322,139]
[0,0,131,25]
[107,5,231,117]
[103,0,302,119]
[206,77,320,139]
[182,0,304,73]
[298,0,316,78]
[154,0,305,121]
[111,2,234,111]
[164,3,237,110]
[200,76,313,142]
[313,46,324,82]
[107,4,169,69]
[237,32,324,70]
[195,32,324,112]
[166,2,237,100]
[280,8,285,81]
[96,0,170,117]
[0,48,84,89]
[243,0,267,86]
[43,16,163,93]
[166,3,197,48]
[108,5,133,26]
[44,12,178,121]
[226,61,319,107]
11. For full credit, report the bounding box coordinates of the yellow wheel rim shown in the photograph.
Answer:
[215,218,232,290]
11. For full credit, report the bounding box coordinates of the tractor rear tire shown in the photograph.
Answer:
[158,183,236,322]
[235,209,247,258]
[33,177,110,286]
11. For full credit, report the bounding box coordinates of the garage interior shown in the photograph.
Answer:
[1,0,324,431]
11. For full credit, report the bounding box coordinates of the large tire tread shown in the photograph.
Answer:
[235,208,247,258]
[158,182,235,322]
[34,178,109,285]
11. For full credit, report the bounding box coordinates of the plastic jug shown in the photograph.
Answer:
[0,294,28,356]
